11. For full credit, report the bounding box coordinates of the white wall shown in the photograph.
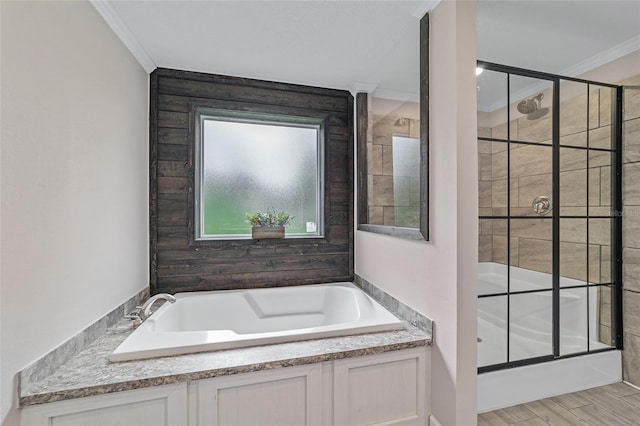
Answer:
[355,1,478,424]
[0,1,149,424]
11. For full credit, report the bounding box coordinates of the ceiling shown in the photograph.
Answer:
[477,0,640,111]
[104,0,433,100]
[97,0,640,111]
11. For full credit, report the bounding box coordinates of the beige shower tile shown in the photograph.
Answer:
[589,125,613,150]
[491,149,508,180]
[590,88,600,129]
[623,332,640,385]
[492,207,508,216]
[368,144,383,175]
[560,147,587,172]
[624,86,640,121]
[371,175,394,206]
[599,324,612,347]
[623,118,640,163]
[560,206,587,216]
[624,290,640,336]
[599,166,611,207]
[478,140,492,154]
[517,113,552,143]
[493,220,507,237]
[519,238,552,274]
[624,206,640,248]
[560,92,588,137]
[518,174,552,209]
[479,207,492,216]
[510,144,552,178]
[478,127,491,139]
[492,179,518,208]
[492,121,514,141]
[599,286,611,327]
[588,166,601,207]
[492,236,518,266]
[479,219,493,235]
[624,162,640,205]
[479,181,492,208]
[600,246,611,284]
[560,219,587,243]
[479,153,492,181]
[479,235,492,262]
[510,207,541,217]
[590,244,602,284]
[589,149,612,168]
[625,248,640,292]
[589,206,613,216]
[590,219,612,246]
[382,145,393,176]
[560,169,587,207]
[560,242,587,281]
[368,206,384,225]
[560,131,587,148]
[367,174,374,201]
[600,86,613,127]
[510,219,552,240]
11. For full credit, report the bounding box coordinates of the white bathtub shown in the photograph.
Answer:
[110,282,404,362]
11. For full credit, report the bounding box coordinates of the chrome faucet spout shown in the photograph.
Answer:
[140,293,176,318]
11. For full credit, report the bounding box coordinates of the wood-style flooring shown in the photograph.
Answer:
[478,382,640,425]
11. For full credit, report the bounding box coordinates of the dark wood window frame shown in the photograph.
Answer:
[356,13,430,241]
[150,68,353,294]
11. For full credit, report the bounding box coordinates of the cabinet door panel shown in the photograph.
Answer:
[334,348,428,426]
[21,384,188,426]
[198,364,322,426]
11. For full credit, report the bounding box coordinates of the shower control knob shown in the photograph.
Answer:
[532,196,552,215]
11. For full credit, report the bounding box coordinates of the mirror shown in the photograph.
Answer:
[357,13,429,240]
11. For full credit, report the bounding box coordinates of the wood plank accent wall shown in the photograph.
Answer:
[149,68,354,294]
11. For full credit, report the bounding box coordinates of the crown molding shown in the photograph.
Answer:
[561,35,640,80]
[90,0,156,74]
[479,35,640,113]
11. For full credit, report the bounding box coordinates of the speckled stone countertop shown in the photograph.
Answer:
[19,318,431,407]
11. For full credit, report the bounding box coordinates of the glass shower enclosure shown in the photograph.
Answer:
[476,61,623,372]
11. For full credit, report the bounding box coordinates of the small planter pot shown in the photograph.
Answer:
[251,226,285,239]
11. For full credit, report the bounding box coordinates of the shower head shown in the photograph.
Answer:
[517,93,549,120]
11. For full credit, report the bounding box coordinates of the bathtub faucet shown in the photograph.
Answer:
[140,293,176,319]
[125,293,176,324]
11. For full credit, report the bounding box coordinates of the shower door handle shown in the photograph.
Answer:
[532,196,552,215]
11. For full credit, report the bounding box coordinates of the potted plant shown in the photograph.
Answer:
[245,210,294,239]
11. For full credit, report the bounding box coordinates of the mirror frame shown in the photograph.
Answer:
[356,13,429,241]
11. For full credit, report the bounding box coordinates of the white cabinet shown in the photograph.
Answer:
[21,383,188,426]
[334,348,428,426]
[196,364,323,426]
[20,348,429,426]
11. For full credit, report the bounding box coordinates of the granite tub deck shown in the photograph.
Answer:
[19,317,431,407]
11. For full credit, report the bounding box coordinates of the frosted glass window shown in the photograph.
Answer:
[195,112,323,240]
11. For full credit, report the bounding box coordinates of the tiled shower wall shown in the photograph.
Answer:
[478,86,613,284]
[620,74,640,385]
[367,114,420,226]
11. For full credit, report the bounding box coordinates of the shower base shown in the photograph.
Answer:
[478,350,621,412]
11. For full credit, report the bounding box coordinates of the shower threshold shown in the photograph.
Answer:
[477,350,621,412]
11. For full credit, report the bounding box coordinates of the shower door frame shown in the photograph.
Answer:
[477,61,623,374]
